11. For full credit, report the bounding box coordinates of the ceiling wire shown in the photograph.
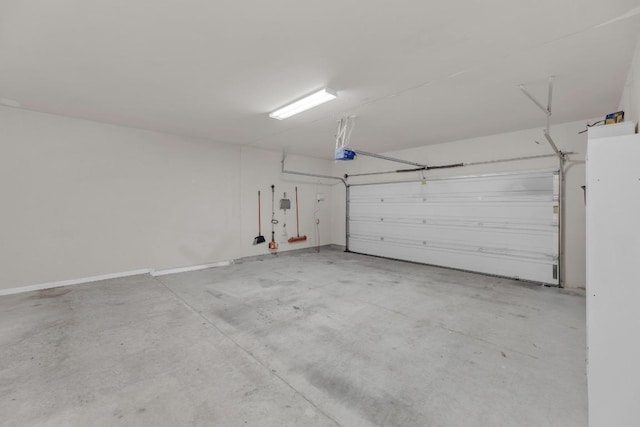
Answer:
[595,5,640,28]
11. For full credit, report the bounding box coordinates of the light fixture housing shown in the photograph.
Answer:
[269,88,337,120]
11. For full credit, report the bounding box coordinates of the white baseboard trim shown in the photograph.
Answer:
[151,260,234,277]
[0,268,153,297]
[0,259,236,296]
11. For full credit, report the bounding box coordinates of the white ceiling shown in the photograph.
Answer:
[1,0,640,158]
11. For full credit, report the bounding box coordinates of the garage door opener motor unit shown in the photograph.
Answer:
[334,116,357,161]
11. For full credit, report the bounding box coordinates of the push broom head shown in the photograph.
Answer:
[288,235,307,243]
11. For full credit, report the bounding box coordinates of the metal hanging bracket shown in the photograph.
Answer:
[519,76,565,160]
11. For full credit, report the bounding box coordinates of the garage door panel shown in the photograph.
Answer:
[348,238,556,283]
[350,203,555,222]
[349,174,553,198]
[348,170,559,285]
[349,223,556,254]
[349,214,554,231]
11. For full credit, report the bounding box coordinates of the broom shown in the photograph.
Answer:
[288,186,307,243]
[253,191,266,245]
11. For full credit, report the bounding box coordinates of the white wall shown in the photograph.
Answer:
[0,107,334,291]
[619,34,640,125]
[331,119,590,288]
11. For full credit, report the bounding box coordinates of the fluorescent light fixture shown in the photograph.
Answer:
[269,88,337,120]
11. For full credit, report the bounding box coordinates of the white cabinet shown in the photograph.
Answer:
[586,130,640,427]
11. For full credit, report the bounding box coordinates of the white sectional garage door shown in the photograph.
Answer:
[348,170,559,285]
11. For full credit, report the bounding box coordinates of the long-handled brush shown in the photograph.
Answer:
[288,186,307,243]
[253,191,266,245]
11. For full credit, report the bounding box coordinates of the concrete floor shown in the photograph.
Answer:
[0,248,586,426]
